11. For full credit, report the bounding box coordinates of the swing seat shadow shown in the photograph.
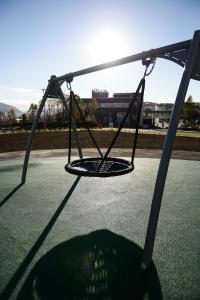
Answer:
[17,229,163,300]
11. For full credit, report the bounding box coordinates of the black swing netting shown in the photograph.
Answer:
[65,157,134,177]
[65,60,155,177]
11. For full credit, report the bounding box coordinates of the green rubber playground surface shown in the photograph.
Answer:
[0,156,199,299]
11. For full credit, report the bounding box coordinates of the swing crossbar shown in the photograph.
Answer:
[55,39,192,83]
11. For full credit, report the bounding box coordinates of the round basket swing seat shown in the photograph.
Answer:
[65,157,134,177]
[65,68,150,178]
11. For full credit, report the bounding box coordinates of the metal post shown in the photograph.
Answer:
[41,88,47,131]
[56,84,83,159]
[21,77,55,183]
[141,30,200,270]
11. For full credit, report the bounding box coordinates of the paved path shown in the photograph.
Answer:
[0,148,200,161]
[0,156,199,299]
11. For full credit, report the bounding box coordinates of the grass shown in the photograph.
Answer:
[0,128,200,138]
[96,128,200,138]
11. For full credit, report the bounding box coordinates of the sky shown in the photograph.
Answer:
[0,0,200,112]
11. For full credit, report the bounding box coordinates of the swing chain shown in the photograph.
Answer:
[142,57,156,77]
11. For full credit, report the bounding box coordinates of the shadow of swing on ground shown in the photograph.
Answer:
[1,176,81,300]
[0,162,42,208]
[0,182,24,208]
[17,229,163,300]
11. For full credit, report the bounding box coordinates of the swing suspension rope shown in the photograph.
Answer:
[67,83,103,165]
[65,58,156,177]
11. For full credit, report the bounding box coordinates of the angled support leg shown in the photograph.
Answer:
[141,30,200,270]
[21,77,55,183]
[56,84,83,159]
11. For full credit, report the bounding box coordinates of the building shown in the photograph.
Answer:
[83,90,141,128]
[142,102,173,128]
[82,90,195,129]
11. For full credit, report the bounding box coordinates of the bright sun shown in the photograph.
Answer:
[88,31,129,64]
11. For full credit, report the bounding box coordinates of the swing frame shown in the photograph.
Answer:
[21,30,200,270]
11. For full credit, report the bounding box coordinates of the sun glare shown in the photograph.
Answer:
[88,31,129,64]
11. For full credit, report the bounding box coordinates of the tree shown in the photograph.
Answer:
[46,99,56,123]
[0,111,7,127]
[28,103,38,122]
[84,98,99,122]
[181,95,195,125]
[87,98,99,121]
[21,113,28,124]
[7,109,17,125]
[55,99,66,122]
[67,94,86,122]
[38,98,68,125]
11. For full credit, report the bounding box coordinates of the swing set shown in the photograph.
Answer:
[65,59,155,177]
[21,30,200,270]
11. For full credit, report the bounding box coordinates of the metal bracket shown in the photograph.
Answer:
[47,80,61,98]
[190,38,200,80]
[158,49,187,67]
[158,42,200,81]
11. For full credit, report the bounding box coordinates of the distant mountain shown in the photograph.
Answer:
[0,103,23,117]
